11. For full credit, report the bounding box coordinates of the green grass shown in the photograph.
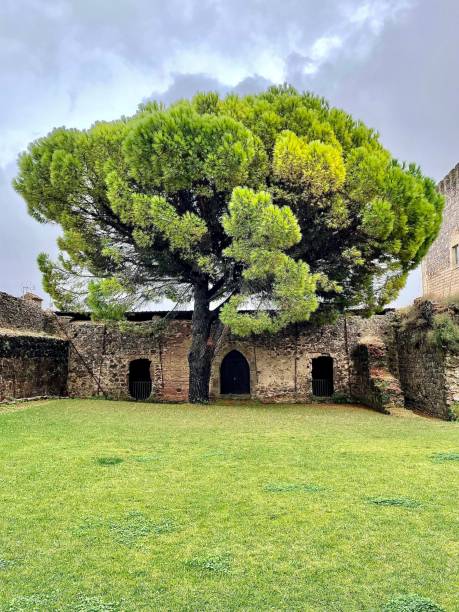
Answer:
[0,399,458,611]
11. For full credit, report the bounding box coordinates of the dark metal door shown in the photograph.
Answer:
[220,350,250,395]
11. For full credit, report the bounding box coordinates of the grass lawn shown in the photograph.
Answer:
[0,400,458,611]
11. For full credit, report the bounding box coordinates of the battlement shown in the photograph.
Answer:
[422,162,459,298]
[438,162,459,194]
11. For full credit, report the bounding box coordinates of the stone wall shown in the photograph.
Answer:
[0,291,59,335]
[396,302,459,420]
[444,353,459,416]
[2,287,457,419]
[210,318,351,403]
[422,163,459,298]
[65,311,401,412]
[67,318,353,403]
[345,313,403,413]
[351,340,404,414]
[0,332,68,400]
[0,292,68,401]
[396,328,450,419]
[66,319,191,401]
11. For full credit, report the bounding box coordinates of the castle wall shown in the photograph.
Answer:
[422,163,459,298]
[345,312,404,412]
[0,291,59,335]
[2,290,456,419]
[396,328,450,418]
[210,318,351,402]
[0,333,68,401]
[65,312,402,413]
[0,292,68,401]
[351,340,404,414]
[66,319,191,402]
[396,301,459,420]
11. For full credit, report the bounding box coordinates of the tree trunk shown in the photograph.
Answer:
[188,280,223,403]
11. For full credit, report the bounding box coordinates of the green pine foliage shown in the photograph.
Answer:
[427,313,459,352]
[14,86,443,331]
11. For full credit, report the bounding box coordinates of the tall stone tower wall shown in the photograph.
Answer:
[422,163,459,298]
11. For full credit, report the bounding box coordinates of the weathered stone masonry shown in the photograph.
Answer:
[422,163,459,299]
[0,292,68,401]
[0,290,457,419]
[0,333,68,400]
[64,311,404,413]
[396,300,459,420]
[0,291,59,335]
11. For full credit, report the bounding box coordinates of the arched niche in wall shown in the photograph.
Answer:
[220,350,251,395]
[128,358,152,400]
[311,355,334,397]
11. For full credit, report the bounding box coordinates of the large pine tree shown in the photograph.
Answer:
[14,86,443,402]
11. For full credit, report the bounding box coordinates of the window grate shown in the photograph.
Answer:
[129,380,152,401]
[312,378,333,397]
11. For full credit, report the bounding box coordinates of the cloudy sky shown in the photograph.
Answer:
[1,0,458,306]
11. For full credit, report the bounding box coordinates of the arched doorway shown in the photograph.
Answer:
[311,356,334,397]
[128,359,152,400]
[220,350,251,395]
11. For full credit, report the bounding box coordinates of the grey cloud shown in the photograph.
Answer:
[232,75,273,96]
[292,0,459,181]
[0,0,456,306]
[0,0,413,150]
[146,73,229,106]
[0,0,347,74]
[2,0,391,163]
[285,52,313,82]
[0,162,59,301]
[146,73,272,105]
